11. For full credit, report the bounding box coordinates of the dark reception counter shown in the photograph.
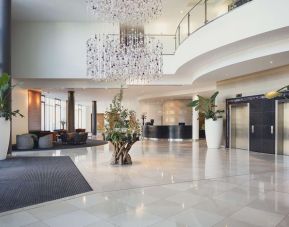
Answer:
[143,125,192,140]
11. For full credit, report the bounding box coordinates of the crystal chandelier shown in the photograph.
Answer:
[87,31,163,85]
[86,0,162,25]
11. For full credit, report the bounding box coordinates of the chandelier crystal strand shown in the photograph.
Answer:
[86,0,162,25]
[87,33,163,85]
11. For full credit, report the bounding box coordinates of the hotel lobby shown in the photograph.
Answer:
[1,0,289,226]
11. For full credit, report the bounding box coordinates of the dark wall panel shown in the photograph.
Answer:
[28,90,41,131]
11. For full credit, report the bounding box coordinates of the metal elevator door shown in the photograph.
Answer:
[277,101,289,155]
[230,103,250,150]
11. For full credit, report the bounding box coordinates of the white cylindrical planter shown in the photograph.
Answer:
[205,118,223,149]
[0,118,10,160]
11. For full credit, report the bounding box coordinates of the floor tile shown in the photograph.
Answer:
[277,215,289,227]
[85,220,116,227]
[248,191,289,215]
[0,212,38,227]
[144,199,186,218]
[213,217,260,227]
[214,187,262,206]
[149,220,188,227]
[85,200,132,219]
[43,210,100,227]
[7,140,289,227]
[166,192,206,207]
[108,210,162,227]
[66,194,107,209]
[169,208,224,227]
[230,207,284,227]
[193,198,243,217]
[23,222,50,227]
[28,202,78,220]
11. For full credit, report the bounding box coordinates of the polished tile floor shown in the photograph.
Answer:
[1,140,289,226]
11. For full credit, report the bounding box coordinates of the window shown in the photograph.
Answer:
[41,95,87,131]
[75,104,87,129]
[41,95,67,131]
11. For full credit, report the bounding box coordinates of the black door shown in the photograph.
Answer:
[250,99,275,154]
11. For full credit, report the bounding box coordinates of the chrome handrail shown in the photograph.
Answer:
[173,0,253,53]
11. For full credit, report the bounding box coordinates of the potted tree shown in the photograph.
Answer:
[0,73,23,160]
[189,92,224,149]
[104,88,141,165]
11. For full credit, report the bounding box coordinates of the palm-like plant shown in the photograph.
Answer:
[188,92,224,121]
[0,73,24,120]
[265,85,289,99]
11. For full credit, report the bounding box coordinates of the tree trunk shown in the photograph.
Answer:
[110,141,133,165]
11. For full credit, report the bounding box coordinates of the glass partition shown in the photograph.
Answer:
[207,0,229,22]
[171,0,252,52]
[41,96,67,131]
[179,14,189,44]
[189,1,206,33]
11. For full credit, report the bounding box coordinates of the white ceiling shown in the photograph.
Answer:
[12,0,199,34]
[40,85,194,102]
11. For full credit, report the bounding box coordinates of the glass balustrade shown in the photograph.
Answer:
[163,0,253,54]
[189,1,206,34]
[105,0,252,55]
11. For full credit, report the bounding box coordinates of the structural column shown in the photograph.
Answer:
[0,0,12,154]
[67,91,75,132]
[192,95,199,140]
[91,101,97,136]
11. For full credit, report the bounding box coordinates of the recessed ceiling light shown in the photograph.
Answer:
[180,10,184,14]
[270,61,273,64]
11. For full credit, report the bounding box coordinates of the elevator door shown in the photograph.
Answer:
[250,99,275,154]
[277,102,289,155]
[230,104,249,150]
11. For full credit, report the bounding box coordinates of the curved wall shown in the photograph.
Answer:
[163,0,289,76]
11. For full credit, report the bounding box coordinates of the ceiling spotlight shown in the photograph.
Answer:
[269,61,273,64]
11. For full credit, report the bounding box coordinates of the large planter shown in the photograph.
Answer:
[0,118,10,160]
[205,118,223,149]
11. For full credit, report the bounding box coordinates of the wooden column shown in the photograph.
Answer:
[67,91,75,132]
[28,90,41,131]
[91,101,97,136]
[0,0,12,154]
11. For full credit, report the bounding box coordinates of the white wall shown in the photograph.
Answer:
[216,65,289,111]
[12,22,118,78]
[216,64,289,146]
[139,99,192,125]
[12,86,29,144]
[163,0,289,75]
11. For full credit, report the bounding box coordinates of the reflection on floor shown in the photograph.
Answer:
[1,140,289,227]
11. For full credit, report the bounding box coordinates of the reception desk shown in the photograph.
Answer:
[143,125,192,141]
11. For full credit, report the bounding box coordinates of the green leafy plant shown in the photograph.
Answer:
[104,88,141,165]
[188,92,224,121]
[0,73,24,120]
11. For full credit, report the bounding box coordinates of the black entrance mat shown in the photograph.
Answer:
[0,156,92,213]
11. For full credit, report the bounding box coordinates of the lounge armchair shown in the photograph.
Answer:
[38,134,54,149]
[16,134,35,150]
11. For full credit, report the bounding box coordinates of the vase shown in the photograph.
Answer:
[205,118,223,149]
[0,118,10,160]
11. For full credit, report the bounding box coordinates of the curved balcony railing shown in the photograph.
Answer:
[158,0,253,55]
